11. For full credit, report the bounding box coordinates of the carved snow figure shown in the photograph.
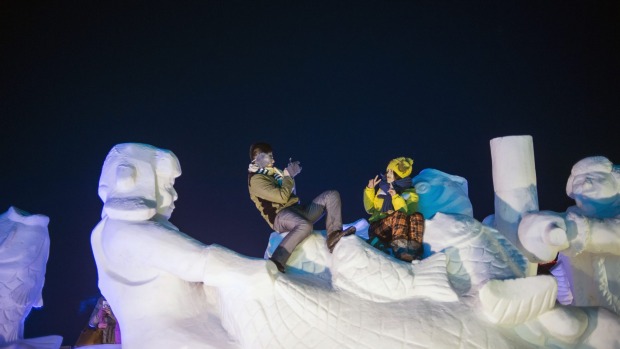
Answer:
[0,206,62,349]
[412,168,474,219]
[92,143,620,349]
[423,212,529,296]
[483,136,540,277]
[519,156,620,314]
[90,143,240,349]
[206,211,620,348]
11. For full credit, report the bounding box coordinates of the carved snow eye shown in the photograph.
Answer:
[415,181,430,194]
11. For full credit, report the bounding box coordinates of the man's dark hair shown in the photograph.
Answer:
[249,142,273,160]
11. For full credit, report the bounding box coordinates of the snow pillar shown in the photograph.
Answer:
[490,135,539,275]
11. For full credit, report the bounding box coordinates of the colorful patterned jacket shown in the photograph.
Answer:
[363,186,419,223]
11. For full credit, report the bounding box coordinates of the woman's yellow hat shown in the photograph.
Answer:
[387,157,414,178]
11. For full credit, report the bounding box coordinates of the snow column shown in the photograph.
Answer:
[490,135,539,276]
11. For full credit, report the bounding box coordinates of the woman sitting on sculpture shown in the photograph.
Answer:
[364,157,425,262]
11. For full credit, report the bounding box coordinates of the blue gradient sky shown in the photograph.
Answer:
[2,1,619,345]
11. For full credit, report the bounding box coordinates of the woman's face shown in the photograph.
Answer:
[386,169,395,183]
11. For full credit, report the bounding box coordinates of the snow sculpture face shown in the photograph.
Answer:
[98,143,181,221]
[566,156,620,216]
[154,155,180,219]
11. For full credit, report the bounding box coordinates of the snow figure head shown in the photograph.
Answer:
[566,156,620,218]
[412,168,473,219]
[98,143,181,221]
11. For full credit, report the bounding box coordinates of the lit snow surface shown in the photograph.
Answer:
[4,137,620,349]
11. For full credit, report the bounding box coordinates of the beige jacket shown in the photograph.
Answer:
[248,172,299,229]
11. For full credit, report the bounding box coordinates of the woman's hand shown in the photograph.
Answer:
[388,182,397,196]
[367,175,381,188]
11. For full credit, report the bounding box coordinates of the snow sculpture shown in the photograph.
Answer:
[484,136,539,277]
[412,168,473,219]
[518,156,620,315]
[479,276,620,348]
[0,206,62,349]
[206,215,620,348]
[91,143,240,349]
[92,143,620,349]
[423,212,529,296]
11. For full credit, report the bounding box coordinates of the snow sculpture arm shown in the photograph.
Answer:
[100,218,210,283]
[479,275,557,325]
[518,211,570,262]
[518,209,620,262]
[564,208,620,256]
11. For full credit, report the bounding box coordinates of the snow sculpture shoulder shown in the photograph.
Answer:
[518,155,620,314]
[0,206,62,349]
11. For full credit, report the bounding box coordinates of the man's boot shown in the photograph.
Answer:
[326,226,356,253]
[269,257,286,273]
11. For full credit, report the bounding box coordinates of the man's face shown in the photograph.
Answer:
[571,171,618,205]
[255,152,275,168]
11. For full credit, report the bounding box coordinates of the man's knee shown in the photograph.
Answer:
[323,190,341,203]
[292,220,313,236]
[324,189,339,196]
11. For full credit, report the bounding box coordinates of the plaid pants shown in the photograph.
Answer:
[368,211,425,261]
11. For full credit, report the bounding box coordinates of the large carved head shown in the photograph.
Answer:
[98,143,181,221]
[412,168,473,219]
[566,156,620,217]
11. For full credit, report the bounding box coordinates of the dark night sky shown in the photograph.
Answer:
[1,1,619,345]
